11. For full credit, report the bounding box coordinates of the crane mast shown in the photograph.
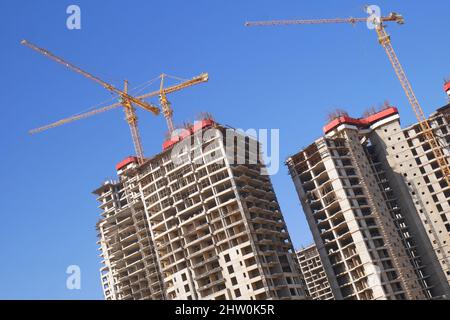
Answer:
[374,25,450,185]
[159,74,175,134]
[122,80,145,162]
[245,12,450,186]
[157,73,209,135]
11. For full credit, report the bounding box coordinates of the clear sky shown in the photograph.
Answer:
[1,0,449,299]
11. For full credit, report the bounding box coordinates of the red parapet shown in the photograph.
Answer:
[362,107,399,125]
[179,128,192,139]
[323,107,399,134]
[162,135,181,151]
[162,119,216,151]
[116,156,138,171]
[444,82,450,93]
[323,116,360,134]
[192,119,215,133]
[162,139,177,150]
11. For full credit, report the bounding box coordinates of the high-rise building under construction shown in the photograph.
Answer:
[95,118,305,300]
[296,244,334,300]
[287,101,450,300]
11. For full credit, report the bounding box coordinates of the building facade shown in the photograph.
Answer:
[94,161,166,300]
[287,106,450,300]
[95,119,305,300]
[296,244,334,300]
[368,104,450,293]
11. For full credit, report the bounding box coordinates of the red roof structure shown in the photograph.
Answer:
[444,81,450,94]
[162,119,216,151]
[116,156,138,171]
[323,107,399,134]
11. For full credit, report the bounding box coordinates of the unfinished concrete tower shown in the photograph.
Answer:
[94,158,166,300]
[367,104,450,294]
[95,117,305,300]
[296,244,334,300]
[287,107,450,300]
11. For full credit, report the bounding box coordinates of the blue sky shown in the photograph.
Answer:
[0,0,448,299]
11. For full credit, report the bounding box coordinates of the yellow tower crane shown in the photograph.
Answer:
[22,40,208,163]
[245,11,450,186]
[158,72,209,135]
